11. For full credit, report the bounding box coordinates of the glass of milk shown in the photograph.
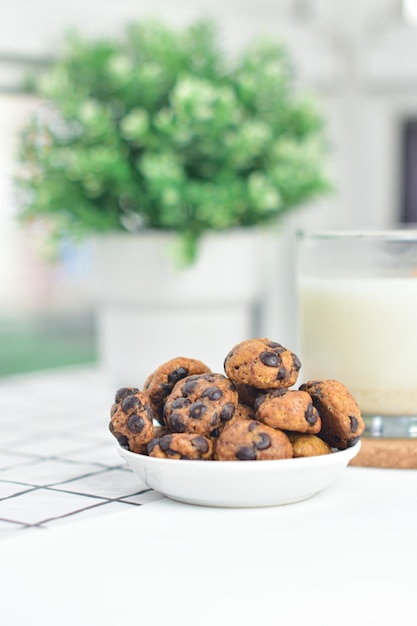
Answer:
[297,229,417,438]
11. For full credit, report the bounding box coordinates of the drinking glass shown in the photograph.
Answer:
[296,229,417,438]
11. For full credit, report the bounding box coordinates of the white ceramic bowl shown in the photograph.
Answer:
[117,440,361,508]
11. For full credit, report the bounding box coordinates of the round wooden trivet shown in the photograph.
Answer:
[349,437,417,469]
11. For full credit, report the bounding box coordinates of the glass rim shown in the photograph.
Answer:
[296,228,417,242]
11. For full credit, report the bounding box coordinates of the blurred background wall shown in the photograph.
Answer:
[1,0,417,376]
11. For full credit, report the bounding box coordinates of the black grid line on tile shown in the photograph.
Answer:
[0,483,39,500]
[28,499,135,528]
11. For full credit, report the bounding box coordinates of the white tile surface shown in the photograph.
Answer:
[0,459,105,487]
[60,442,125,467]
[0,480,35,499]
[55,467,149,499]
[44,500,132,529]
[120,490,165,505]
[0,488,105,525]
[0,450,39,470]
[0,519,25,530]
[0,366,162,533]
[8,432,103,456]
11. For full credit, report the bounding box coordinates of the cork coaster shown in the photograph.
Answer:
[349,437,417,469]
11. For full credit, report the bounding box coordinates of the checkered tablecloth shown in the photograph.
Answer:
[0,366,164,539]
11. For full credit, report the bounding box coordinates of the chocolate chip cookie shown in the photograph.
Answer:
[164,372,239,436]
[144,357,211,425]
[214,418,293,461]
[109,388,155,454]
[215,403,256,436]
[224,338,301,390]
[255,389,321,434]
[286,432,332,457]
[148,433,213,460]
[299,379,364,449]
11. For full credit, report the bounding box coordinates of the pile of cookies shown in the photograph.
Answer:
[109,337,364,461]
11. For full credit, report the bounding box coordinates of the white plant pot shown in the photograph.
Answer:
[89,229,264,387]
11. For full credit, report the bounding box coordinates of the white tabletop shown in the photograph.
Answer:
[1,367,417,625]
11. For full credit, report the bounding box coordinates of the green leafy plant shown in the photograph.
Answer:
[16,18,330,263]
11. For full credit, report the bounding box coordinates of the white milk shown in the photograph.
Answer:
[298,276,417,416]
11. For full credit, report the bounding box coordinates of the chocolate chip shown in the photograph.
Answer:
[347,436,360,447]
[147,438,160,454]
[349,415,359,433]
[260,351,281,367]
[110,403,118,417]
[160,382,172,396]
[115,387,139,404]
[292,354,302,371]
[313,387,324,399]
[109,422,129,448]
[127,414,145,433]
[305,403,318,425]
[300,382,323,398]
[159,435,174,451]
[220,403,235,422]
[210,428,220,438]
[169,413,187,433]
[122,395,142,412]
[254,394,267,411]
[145,405,154,420]
[276,366,287,380]
[168,367,189,384]
[210,412,219,426]
[189,401,207,419]
[182,378,198,396]
[256,433,271,450]
[248,420,258,432]
[270,388,287,398]
[236,446,257,460]
[116,434,129,447]
[192,436,209,454]
[172,397,191,409]
[267,341,282,348]
[201,386,223,401]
